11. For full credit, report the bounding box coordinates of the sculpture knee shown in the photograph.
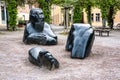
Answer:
[66,23,95,59]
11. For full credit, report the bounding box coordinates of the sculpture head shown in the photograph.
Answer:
[29,8,44,31]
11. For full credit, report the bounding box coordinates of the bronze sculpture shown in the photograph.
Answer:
[29,47,59,70]
[23,8,57,45]
[66,23,95,59]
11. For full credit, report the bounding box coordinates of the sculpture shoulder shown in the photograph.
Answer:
[44,22,50,28]
[25,23,36,34]
[25,23,32,29]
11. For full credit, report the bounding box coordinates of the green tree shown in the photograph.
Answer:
[37,0,51,23]
[107,0,120,29]
[52,0,82,23]
[84,0,96,25]
[52,0,75,6]
[4,0,26,31]
[16,0,26,6]
[5,0,17,31]
[73,0,95,25]
[96,0,108,27]
[25,0,64,23]
[97,0,120,29]
[52,0,75,29]
[73,0,84,23]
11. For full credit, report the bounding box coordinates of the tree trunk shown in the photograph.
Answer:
[6,8,9,30]
[87,5,91,25]
[108,6,114,29]
[102,18,106,27]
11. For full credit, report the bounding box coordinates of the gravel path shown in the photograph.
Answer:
[0,28,120,80]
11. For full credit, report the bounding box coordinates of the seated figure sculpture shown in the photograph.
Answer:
[65,23,95,59]
[23,8,57,45]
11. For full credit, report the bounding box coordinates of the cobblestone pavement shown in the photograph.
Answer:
[0,26,120,80]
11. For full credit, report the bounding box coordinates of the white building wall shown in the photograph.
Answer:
[0,1,7,26]
[0,4,2,24]
[17,4,31,21]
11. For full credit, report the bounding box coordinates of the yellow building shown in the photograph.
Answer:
[51,6,120,27]
[83,7,120,27]
[18,4,64,26]
[83,8,103,27]
[51,4,63,25]
[0,2,119,28]
[114,11,120,26]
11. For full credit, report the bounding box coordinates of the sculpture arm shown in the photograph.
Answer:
[23,26,29,43]
[44,22,57,38]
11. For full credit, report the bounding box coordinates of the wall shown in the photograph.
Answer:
[83,8,102,27]
[51,4,63,25]
[0,1,6,27]
[114,11,120,26]
[83,7,120,27]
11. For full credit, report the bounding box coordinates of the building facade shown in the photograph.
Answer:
[0,1,37,27]
[51,6,120,27]
[0,2,119,28]
[114,10,120,26]
[0,1,7,27]
[17,3,38,23]
[83,8,103,27]
[83,7,120,27]
[0,2,63,27]
[51,4,63,25]
[17,4,31,22]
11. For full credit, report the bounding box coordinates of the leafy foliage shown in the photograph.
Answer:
[73,1,83,23]
[6,0,17,31]
[37,0,51,23]
[4,0,26,6]
[84,0,96,25]
[72,0,95,24]
[97,0,120,29]
[52,0,75,6]
[3,0,120,30]
[3,0,27,31]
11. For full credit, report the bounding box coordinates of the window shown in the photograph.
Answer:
[29,4,32,9]
[96,13,100,22]
[1,6,5,21]
[91,13,94,22]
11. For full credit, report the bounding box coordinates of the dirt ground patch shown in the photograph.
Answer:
[0,29,120,80]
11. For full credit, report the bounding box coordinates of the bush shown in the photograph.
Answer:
[6,0,17,31]
[18,20,24,25]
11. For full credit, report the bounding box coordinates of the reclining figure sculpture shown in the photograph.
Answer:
[23,8,57,45]
[65,23,95,59]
